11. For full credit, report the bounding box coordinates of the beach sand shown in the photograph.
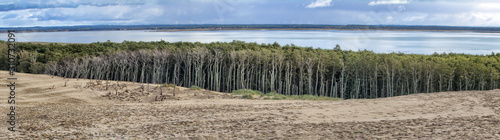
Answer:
[1,71,499,139]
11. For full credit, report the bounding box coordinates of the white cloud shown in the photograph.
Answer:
[306,0,333,8]
[0,2,14,5]
[403,14,427,22]
[455,12,498,26]
[0,4,167,27]
[476,3,500,11]
[369,0,409,6]
[2,0,500,27]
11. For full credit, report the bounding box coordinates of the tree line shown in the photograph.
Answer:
[2,40,500,99]
[2,24,500,33]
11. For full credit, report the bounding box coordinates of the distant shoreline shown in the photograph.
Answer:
[148,28,500,33]
[4,28,500,33]
[1,24,500,33]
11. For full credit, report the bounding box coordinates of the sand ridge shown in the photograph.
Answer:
[0,71,499,139]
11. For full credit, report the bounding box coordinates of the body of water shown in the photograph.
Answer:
[5,30,500,55]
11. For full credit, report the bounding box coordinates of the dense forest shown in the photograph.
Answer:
[1,40,500,99]
[1,24,500,33]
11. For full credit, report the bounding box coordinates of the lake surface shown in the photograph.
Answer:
[5,30,500,55]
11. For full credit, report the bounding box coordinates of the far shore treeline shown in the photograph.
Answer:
[1,40,499,99]
[1,24,500,33]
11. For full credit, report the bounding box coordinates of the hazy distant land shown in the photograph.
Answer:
[1,24,500,33]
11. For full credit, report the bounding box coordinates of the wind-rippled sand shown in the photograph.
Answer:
[1,71,499,139]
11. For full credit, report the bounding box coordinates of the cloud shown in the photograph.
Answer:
[0,4,169,27]
[306,0,333,8]
[1,13,18,19]
[476,3,500,11]
[0,0,499,27]
[0,0,152,12]
[403,14,428,22]
[369,0,409,6]
[454,12,498,26]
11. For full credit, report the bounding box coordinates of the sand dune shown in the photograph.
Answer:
[1,71,499,139]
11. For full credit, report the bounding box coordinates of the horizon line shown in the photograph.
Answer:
[1,24,500,28]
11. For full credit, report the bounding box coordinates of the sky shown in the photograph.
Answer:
[0,0,499,27]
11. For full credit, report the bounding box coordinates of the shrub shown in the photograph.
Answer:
[264,92,276,96]
[232,89,342,101]
[300,95,318,100]
[30,62,46,74]
[273,94,287,99]
[190,85,202,90]
[232,89,262,96]
[241,94,254,99]
[288,95,300,100]
[162,83,179,89]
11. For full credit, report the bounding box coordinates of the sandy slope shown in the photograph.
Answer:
[0,71,499,139]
